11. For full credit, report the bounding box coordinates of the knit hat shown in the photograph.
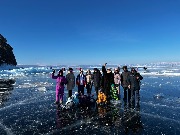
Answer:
[68,68,73,71]
[131,68,136,72]
[123,66,127,69]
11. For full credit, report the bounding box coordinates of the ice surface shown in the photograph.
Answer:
[0,63,180,134]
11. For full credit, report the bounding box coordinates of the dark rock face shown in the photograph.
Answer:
[0,34,17,66]
[0,79,15,86]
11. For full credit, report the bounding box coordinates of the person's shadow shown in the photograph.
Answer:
[55,105,74,129]
[122,93,143,134]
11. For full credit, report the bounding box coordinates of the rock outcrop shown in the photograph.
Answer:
[0,34,17,66]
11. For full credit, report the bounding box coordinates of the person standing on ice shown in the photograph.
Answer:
[76,68,87,95]
[66,68,75,98]
[114,67,121,96]
[101,63,114,102]
[91,68,102,99]
[121,66,131,101]
[85,69,92,95]
[127,68,143,106]
[51,69,67,104]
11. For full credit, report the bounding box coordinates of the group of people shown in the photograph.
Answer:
[121,66,143,104]
[51,63,143,105]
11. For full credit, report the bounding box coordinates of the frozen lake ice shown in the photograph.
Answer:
[0,64,180,135]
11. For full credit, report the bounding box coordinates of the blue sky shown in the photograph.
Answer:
[1,0,180,65]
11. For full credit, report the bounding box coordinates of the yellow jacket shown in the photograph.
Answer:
[97,92,107,104]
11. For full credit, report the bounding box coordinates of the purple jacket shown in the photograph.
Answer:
[51,73,67,89]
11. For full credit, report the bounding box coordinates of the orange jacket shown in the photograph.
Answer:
[97,92,107,104]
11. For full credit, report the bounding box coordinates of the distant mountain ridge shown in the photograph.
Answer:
[0,34,17,66]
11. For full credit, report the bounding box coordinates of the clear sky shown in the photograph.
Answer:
[1,0,180,65]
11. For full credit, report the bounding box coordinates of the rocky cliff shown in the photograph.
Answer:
[0,34,17,66]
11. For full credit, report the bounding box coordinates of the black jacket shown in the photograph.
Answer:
[101,66,114,95]
[91,69,102,87]
[127,72,143,90]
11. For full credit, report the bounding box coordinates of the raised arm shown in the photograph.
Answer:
[51,70,58,79]
[102,63,107,74]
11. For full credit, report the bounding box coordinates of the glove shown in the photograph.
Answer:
[52,69,55,74]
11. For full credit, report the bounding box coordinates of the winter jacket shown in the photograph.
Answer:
[114,73,121,85]
[51,73,67,89]
[101,66,114,96]
[91,69,102,87]
[66,72,75,90]
[86,74,92,84]
[127,72,143,90]
[121,70,131,87]
[97,91,107,104]
[76,74,87,86]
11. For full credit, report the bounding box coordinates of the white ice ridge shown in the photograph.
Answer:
[0,64,180,77]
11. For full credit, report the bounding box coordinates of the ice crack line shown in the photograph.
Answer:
[0,91,54,112]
